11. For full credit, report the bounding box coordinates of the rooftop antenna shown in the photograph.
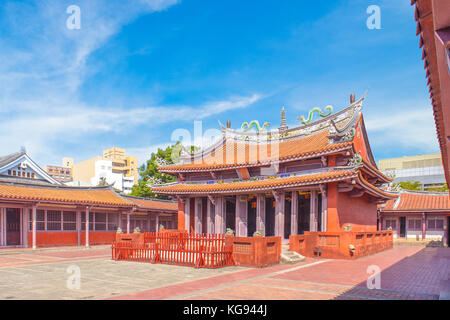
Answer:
[20,146,26,153]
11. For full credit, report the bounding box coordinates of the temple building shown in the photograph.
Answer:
[152,94,398,242]
[379,190,449,246]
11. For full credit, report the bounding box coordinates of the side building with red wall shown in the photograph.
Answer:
[379,190,449,246]
[0,182,177,249]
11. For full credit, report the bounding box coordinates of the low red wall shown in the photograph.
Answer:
[289,231,393,260]
[225,235,281,268]
[115,233,145,243]
[28,231,116,247]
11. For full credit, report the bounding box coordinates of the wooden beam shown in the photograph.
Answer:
[338,183,354,192]
[349,189,365,197]
[367,177,378,184]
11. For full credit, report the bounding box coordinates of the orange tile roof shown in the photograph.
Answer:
[152,169,359,194]
[356,172,398,200]
[382,192,450,211]
[125,197,178,212]
[0,184,133,207]
[160,130,352,172]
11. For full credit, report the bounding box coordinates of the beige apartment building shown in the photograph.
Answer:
[378,153,445,190]
[72,147,139,186]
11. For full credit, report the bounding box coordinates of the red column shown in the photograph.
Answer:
[327,182,340,232]
[177,198,185,231]
[422,213,426,240]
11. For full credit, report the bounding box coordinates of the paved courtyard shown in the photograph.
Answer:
[0,245,448,300]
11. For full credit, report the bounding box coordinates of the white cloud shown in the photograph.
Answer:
[364,105,439,155]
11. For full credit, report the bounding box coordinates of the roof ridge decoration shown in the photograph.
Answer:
[175,93,366,165]
[241,120,271,132]
[298,105,333,125]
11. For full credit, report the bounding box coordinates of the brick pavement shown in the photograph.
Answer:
[0,245,448,300]
[112,246,449,300]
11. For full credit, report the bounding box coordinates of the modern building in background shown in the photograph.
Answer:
[378,153,446,190]
[71,147,138,194]
[90,159,135,194]
[45,157,74,183]
[102,147,139,185]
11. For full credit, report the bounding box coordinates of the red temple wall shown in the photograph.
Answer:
[327,181,377,232]
[27,231,116,247]
[337,192,377,232]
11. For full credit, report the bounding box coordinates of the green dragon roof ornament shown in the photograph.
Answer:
[241,120,271,132]
[298,105,333,125]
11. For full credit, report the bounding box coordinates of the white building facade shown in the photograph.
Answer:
[90,160,134,194]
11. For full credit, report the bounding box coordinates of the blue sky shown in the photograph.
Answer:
[0,0,438,168]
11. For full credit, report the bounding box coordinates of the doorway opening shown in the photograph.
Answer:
[298,192,310,234]
[201,198,208,234]
[284,195,292,239]
[247,196,257,237]
[225,198,236,232]
[189,199,195,233]
[265,196,275,236]
[399,217,406,238]
[6,208,21,246]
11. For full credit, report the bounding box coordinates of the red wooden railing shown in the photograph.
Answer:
[112,232,233,269]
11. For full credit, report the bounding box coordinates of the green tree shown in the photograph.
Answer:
[393,181,422,191]
[427,184,448,192]
[130,142,182,199]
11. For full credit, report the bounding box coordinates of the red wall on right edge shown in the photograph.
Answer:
[337,192,378,232]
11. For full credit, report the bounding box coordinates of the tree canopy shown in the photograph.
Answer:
[130,142,183,199]
[392,181,448,192]
[392,181,422,191]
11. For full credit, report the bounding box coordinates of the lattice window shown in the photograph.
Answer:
[107,214,118,231]
[385,219,396,230]
[63,211,76,231]
[408,219,421,231]
[94,213,106,231]
[428,219,444,230]
[28,209,45,231]
[234,242,252,254]
[47,211,61,231]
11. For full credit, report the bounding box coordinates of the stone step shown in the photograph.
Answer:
[280,249,306,264]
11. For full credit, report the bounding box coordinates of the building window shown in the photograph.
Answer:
[94,213,106,230]
[385,219,396,230]
[63,211,77,231]
[29,210,45,231]
[47,211,62,230]
[408,219,421,231]
[107,214,118,231]
[428,219,444,230]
